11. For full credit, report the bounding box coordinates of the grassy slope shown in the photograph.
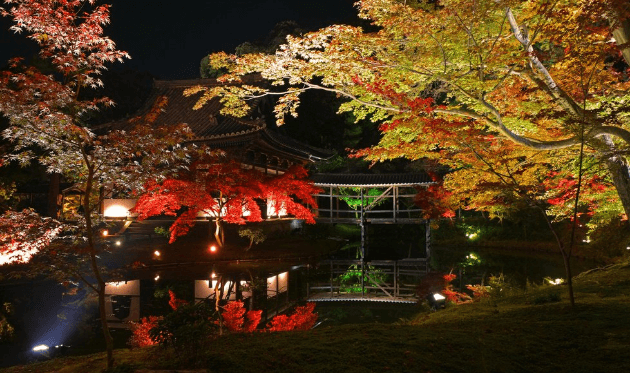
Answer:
[2,261,629,373]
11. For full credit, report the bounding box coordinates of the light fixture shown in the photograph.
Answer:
[102,230,109,237]
[32,344,49,352]
[211,272,217,278]
[209,245,217,253]
[154,275,160,281]
[154,250,161,257]
[427,293,446,310]
[115,240,121,246]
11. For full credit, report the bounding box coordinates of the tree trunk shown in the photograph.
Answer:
[84,161,114,370]
[560,250,575,307]
[605,153,630,221]
[611,16,630,67]
[97,283,114,369]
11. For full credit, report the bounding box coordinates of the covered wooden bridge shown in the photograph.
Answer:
[307,173,435,303]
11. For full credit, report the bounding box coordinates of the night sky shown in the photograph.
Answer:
[0,0,359,80]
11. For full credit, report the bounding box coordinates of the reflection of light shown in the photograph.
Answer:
[279,272,287,280]
[103,205,129,218]
[109,281,126,287]
[433,293,446,301]
[154,250,161,257]
[102,230,109,237]
[154,275,160,281]
[549,278,564,285]
[32,344,49,352]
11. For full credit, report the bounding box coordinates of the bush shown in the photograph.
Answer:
[150,302,218,364]
[128,316,161,348]
[267,303,318,331]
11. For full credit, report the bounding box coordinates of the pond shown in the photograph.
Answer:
[0,243,604,368]
[430,245,603,290]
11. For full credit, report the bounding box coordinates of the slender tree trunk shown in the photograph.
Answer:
[84,161,114,370]
[214,218,224,247]
[560,250,575,307]
[96,283,114,368]
[539,207,575,306]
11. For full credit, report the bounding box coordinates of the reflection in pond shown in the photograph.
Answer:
[104,263,304,328]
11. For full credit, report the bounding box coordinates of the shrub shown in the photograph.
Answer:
[150,302,218,363]
[128,315,161,348]
[222,300,262,333]
[267,303,318,331]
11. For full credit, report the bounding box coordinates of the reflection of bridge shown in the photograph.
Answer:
[309,174,433,302]
[307,259,428,303]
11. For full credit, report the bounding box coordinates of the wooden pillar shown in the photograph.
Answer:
[360,188,366,297]
[392,186,400,223]
[330,261,334,297]
[394,261,398,297]
[329,186,333,221]
[425,219,431,265]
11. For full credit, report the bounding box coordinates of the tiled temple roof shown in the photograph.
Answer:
[100,78,332,161]
[312,173,434,187]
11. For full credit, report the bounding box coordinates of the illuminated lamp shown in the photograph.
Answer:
[427,293,446,310]
[102,230,109,237]
[154,250,161,257]
[115,240,122,246]
[32,344,49,352]
[209,245,217,253]
[154,275,160,281]
[103,204,129,218]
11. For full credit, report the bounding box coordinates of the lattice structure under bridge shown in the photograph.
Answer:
[307,259,429,303]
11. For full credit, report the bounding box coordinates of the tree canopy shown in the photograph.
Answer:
[134,159,321,247]
[196,0,630,229]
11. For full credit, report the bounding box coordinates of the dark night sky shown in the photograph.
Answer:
[0,0,359,80]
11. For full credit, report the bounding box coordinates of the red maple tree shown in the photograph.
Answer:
[221,300,262,333]
[134,159,321,246]
[267,302,318,331]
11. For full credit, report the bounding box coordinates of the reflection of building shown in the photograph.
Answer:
[105,269,294,328]
[104,280,141,329]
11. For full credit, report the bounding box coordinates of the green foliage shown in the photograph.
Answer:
[153,226,170,238]
[199,55,226,78]
[238,227,266,250]
[338,265,388,293]
[0,302,14,343]
[338,187,385,211]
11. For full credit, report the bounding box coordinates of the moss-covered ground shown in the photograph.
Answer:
[2,260,629,373]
